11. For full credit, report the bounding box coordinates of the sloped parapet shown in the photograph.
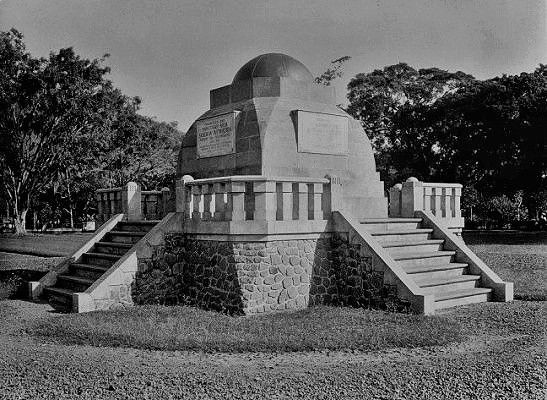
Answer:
[28,214,125,301]
[332,211,435,314]
[416,210,513,302]
[74,212,184,312]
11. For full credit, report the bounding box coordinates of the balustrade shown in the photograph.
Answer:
[178,175,333,223]
[389,177,464,231]
[95,183,171,223]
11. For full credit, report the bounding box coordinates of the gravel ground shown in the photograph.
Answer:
[0,300,545,400]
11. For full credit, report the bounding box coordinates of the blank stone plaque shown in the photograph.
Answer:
[296,110,348,155]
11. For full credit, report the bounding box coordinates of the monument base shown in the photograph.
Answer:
[132,232,410,314]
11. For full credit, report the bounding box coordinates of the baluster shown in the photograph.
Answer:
[297,183,309,220]
[432,187,442,217]
[184,187,193,217]
[96,192,103,222]
[389,184,402,217]
[191,185,202,220]
[161,187,170,217]
[281,182,293,221]
[307,184,314,220]
[226,181,246,221]
[442,187,452,219]
[254,180,276,221]
[202,184,213,221]
[423,186,433,213]
[213,183,226,220]
[312,183,323,220]
[109,192,116,216]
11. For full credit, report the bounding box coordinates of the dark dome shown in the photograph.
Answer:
[232,53,313,84]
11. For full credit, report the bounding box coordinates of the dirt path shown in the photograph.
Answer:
[0,300,545,400]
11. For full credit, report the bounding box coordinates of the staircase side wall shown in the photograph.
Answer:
[332,211,435,314]
[74,213,185,312]
[28,214,125,301]
[416,210,514,302]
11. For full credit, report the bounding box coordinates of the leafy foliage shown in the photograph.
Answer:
[346,62,547,227]
[315,56,351,86]
[0,29,181,233]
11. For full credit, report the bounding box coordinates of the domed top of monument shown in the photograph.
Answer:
[232,53,313,84]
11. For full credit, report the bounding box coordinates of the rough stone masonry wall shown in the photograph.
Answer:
[133,233,408,314]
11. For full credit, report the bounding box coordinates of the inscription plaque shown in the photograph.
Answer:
[196,112,237,158]
[296,110,348,155]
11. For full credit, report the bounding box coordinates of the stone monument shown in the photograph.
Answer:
[178,53,387,219]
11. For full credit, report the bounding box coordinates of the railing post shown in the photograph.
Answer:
[401,177,423,217]
[326,175,343,212]
[226,181,246,221]
[122,182,142,221]
[96,192,104,223]
[254,180,276,221]
[176,175,194,218]
[454,186,462,220]
[389,184,402,217]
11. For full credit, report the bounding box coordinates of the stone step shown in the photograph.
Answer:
[106,230,147,244]
[404,263,469,280]
[384,239,445,255]
[434,288,492,310]
[359,218,422,232]
[416,274,481,295]
[116,221,160,232]
[69,263,109,280]
[370,228,433,243]
[394,250,456,267]
[56,275,95,292]
[43,286,74,312]
[82,252,120,267]
[94,241,132,255]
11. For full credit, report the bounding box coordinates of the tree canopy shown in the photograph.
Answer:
[0,29,181,233]
[346,62,547,226]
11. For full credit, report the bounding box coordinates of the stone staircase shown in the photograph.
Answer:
[43,220,159,311]
[360,217,492,310]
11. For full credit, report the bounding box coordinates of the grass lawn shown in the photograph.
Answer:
[0,232,91,257]
[465,231,546,300]
[31,305,464,353]
[4,230,546,354]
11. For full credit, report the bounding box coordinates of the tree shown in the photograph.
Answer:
[0,29,134,234]
[315,56,351,86]
[346,63,474,155]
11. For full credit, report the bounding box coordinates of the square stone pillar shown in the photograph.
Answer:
[401,178,423,218]
[122,182,142,221]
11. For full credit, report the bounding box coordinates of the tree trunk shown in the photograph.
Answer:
[14,208,28,235]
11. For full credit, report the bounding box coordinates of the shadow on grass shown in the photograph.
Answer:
[30,305,465,354]
[0,270,46,300]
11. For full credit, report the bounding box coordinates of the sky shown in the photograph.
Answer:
[1,0,545,131]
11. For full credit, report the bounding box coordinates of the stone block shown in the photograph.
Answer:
[287,286,298,299]
[271,254,282,265]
